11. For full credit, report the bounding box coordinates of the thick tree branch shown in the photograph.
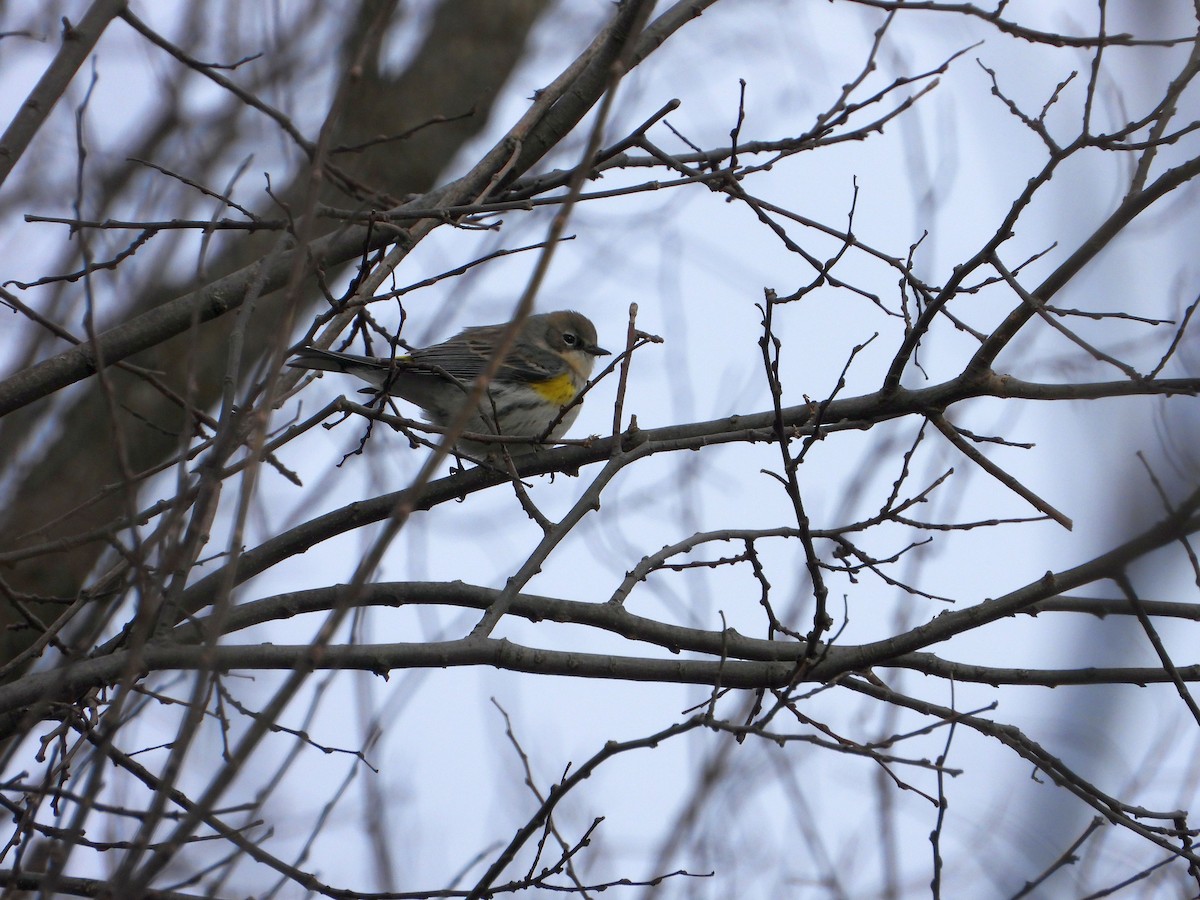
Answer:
[0,0,128,190]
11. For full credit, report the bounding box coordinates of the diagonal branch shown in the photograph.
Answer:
[0,0,128,190]
[930,412,1073,530]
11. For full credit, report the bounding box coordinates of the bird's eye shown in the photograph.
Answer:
[562,332,579,346]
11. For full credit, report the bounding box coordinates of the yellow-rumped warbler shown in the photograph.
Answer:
[289,310,610,456]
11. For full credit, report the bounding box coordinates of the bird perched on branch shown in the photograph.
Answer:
[289,310,610,457]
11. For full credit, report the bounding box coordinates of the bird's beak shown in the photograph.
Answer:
[589,344,611,357]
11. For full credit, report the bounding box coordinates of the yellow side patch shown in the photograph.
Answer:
[529,372,577,405]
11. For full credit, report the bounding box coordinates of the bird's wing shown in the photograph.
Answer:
[411,324,560,383]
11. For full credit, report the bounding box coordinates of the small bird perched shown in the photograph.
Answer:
[289,310,610,457]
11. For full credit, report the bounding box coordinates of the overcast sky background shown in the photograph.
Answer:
[2,2,1199,897]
